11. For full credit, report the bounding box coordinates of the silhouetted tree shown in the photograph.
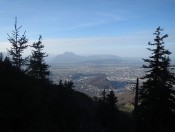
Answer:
[106,90,118,108]
[4,56,12,67]
[137,27,175,132]
[101,89,107,103]
[106,90,118,131]
[134,78,139,114]
[7,17,28,70]
[64,80,74,89]
[0,52,3,62]
[96,90,118,132]
[27,35,50,81]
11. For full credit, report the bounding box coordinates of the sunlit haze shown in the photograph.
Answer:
[0,0,175,57]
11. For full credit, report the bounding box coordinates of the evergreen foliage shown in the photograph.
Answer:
[101,89,107,102]
[96,90,119,132]
[0,52,3,62]
[0,60,99,132]
[27,35,50,81]
[137,27,175,132]
[3,56,12,67]
[134,78,139,114]
[7,17,28,70]
[106,90,118,108]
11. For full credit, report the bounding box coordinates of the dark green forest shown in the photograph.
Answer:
[0,19,175,132]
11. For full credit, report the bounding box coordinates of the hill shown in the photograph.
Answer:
[0,61,96,132]
[84,74,114,89]
[0,60,134,132]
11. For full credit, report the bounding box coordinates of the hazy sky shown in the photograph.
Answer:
[0,0,175,57]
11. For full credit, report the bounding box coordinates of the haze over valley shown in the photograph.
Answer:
[49,52,144,101]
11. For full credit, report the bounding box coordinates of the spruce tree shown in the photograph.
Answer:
[96,90,118,132]
[101,89,107,103]
[138,27,175,132]
[106,90,118,108]
[27,35,50,81]
[7,17,28,70]
[4,56,12,67]
[134,78,139,114]
[0,52,3,62]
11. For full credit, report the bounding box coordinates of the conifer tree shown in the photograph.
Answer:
[106,90,118,108]
[7,17,28,69]
[134,78,139,114]
[96,90,118,132]
[4,56,12,67]
[101,89,107,103]
[138,27,175,132]
[28,35,50,81]
[0,52,3,62]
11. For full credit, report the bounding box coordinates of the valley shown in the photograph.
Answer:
[49,52,145,99]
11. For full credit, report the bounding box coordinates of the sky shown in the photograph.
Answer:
[0,0,175,57]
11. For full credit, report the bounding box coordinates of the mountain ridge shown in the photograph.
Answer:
[51,52,122,64]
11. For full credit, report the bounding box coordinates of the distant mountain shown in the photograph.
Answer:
[51,52,121,64]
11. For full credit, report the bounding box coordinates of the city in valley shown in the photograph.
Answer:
[49,52,145,106]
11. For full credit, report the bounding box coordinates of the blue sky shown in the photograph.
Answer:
[0,0,175,57]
